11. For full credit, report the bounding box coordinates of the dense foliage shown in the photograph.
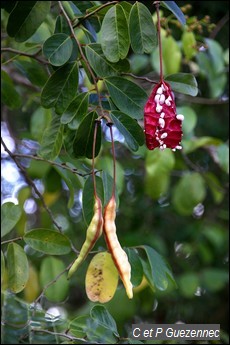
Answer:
[1,1,229,344]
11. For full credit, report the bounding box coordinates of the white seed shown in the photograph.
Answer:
[176,145,182,150]
[161,84,166,91]
[154,94,161,103]
[172,148,176,152]
[159,94,165,105]
[156,104,163,113]
[167,95,172,101]
[176,114,184,121]
[160,112,165,118]
[159,118,165,128]
[165,98,171,106]
[161,132,168,139]
[163,144,167,149]
[156,87,163,95]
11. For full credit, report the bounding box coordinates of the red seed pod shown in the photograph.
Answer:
[144,81,183,151]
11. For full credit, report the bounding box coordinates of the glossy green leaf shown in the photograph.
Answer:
[161,1,186,26]
[205,172,225,204]
[7,1,51,42]
[182,31,197,60]
[30,107,52,142]
[172,172,206,215]
[1,203,22,238]
[129,2,157,54]
[125,248,143,287]
[40,257,69,302]
[165,73,198,96]
[24,229,71,255]
[90,305,119,337]
[41,62,79,114]
[102,171,119,206]
[43,33,73,66]
[39,113,64,160]
[72,111,101,158]
[55,14,71,35]
[1,70,21,109]
[85,44,129,77]
[110,111,144,151]
[14,59,48,87]
[101,4,130,62]
[98,157,124,196]
[86,318,118,344]
[69,315,88,338]
[105,77,147,119]
[82,176,104,226]
[61,92,89,125]
[183,136,222,154]
[139,245,176,291]
[145,149,175,199]
[7,243,29,293]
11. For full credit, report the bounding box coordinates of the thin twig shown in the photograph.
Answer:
[11,153,97,177]
[73,1,118,27]
[121,72,158,84]
[58,1,105,119]
[30,329,88,342]
[209,12,229,39]
[1,47,48,64]
[1,138,62,232]
[176,94,229,105]
[34,263,73,307]
[1,237,23,245]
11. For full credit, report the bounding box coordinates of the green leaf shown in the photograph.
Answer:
[110,111,144,151]
[145,149,175,199]
[90,305,119,337]
[85,44,129,78]
[178,273,199,298]
[7,1,51,42]
[176,106,197,137]
[1,203,22,238]
[69,315,88,338]
[41,62,79,114]
[101,4,130,63]
[82,176,104,226]
[200,268,229,292]
[1,251,5,284]
[14,58,48,87]
[55,14,71,35]
[86,318,118,344]
[39,113,64,160]
[61,92,89,125]
[125,248,143,287]
[165,73,198,96]
[24,229,71,255]
[43,33,73,66]
[182,31,197,60]
[139,245,176,291]
[105,77,147,119]
[152,36,182,76]
[72,111,101,158]
[161,1,186,26]
[7,243,29,293]
[172,172,206,215]
[40,257,69,302]
[129,2,157,54]
[216,144,229,174]
[102,171,119,206]
[183,136,222,154]
[30,107,52,142]
[1,70,21,109]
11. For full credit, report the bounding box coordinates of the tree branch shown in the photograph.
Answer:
[1,138,62,233]
[1,47,48,65]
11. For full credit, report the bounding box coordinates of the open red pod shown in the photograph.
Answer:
[144,80,183,151]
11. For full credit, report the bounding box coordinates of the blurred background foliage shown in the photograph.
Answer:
[1,1,229,344]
